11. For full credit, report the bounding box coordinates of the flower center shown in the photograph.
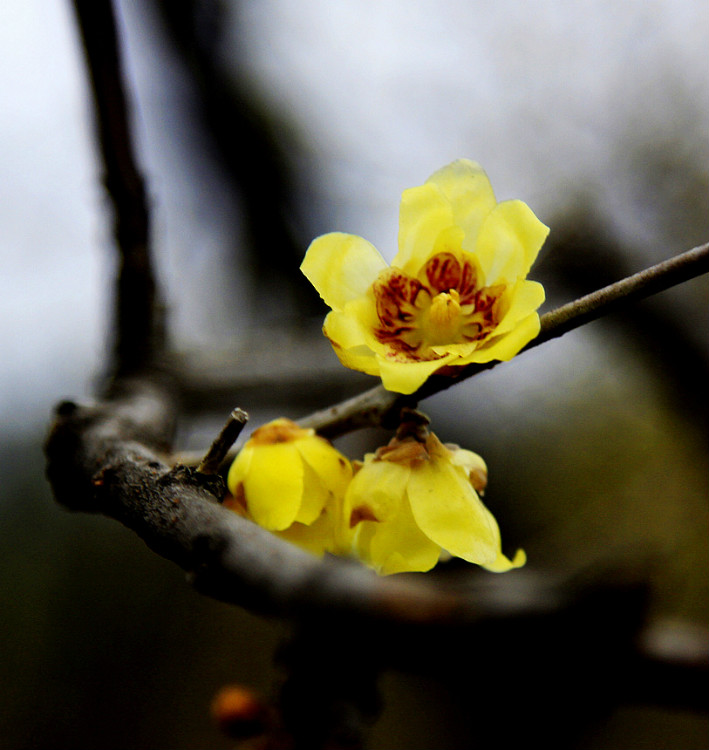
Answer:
[426,290,462,344]
[372,252,504,360]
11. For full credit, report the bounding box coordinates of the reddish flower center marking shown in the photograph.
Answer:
[250,419,306,445]
[373,252,504,360]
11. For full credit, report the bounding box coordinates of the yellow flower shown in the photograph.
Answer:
[301,159,549,394]
[226,418,353,556]
[343,419,525,576]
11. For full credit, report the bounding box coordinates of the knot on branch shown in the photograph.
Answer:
[160,464,225,502]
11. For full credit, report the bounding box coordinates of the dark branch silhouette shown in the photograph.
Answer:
[73,0,162,375]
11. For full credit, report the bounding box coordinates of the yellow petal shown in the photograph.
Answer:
[448,447,488,493]
[468,312,540,363]
[344,459,410,525]
[492,279,545,337]
[394,182,454,274]
[482,548,526,572]
[242,443,304,531]
[301,232,387,311]
[276,512,335,557]
[376,353,455,395]
[296,435,351,491]
[330,341,382,377]
[226,441,253,496]
[295,460,331,525]
[426,159,497,243]
[407,458,501,566]
[354,496,441,575]
[323,297,379,351]
[474,200,549,284]
[430,341,478,358]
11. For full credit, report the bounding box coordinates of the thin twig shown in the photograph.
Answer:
[72,0,162,375]
[197,408,249,475]
[301,241,709,438]
[536,241,709,342]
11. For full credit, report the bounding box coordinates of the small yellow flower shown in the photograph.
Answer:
[343,418,525,576]
[301,159,549,394]
[226,418,353,556]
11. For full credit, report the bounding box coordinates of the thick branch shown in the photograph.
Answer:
[302,242,709,438]
[73,0,161,375]
[43,386,709,707]
[45,383,528,624]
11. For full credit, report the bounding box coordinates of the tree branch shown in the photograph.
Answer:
[45,382,549,625]
[73,0,162,375]
[197,408,249,475]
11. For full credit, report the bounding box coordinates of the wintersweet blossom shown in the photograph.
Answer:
[343,417,525,576]
[225,418,353,556]
[301,159,549,394]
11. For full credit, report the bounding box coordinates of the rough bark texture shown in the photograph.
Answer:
[44,376,495,624]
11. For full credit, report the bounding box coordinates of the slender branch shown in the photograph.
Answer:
[301,242,709,438]
[197,408,249,475]
[72,0,162,375]
[536,241,709,342]
[171,240,708,467]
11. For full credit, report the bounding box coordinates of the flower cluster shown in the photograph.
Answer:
[226,415,523,576]
[301,159,548,394]
[224,160,545,576]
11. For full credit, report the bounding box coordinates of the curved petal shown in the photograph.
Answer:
[448,447,488,493]
[242,443,304,530]
[474,200,549,284]
[322,305,382,377]
[226,442,253,496]
[322,298,378,351]
[356,496,441,575]
[296,436,352,503]
[426,159,497,244]
[394,182,455,274]
[482,548,526,572]
[329,341,381,377]
[344,459,410,525]
[301,232,387,311]
[467,312,540,363]
[295,460,331,525]
[276,512,338,557]
[376,353,456,395]
[430,341,478,358]
[292,438,354,552]
[493,279,545,337]
[407,458,501,566]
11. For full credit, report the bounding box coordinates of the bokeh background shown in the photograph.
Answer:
[1,1,707,748]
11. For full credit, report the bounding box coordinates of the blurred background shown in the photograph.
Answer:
[1,1,707,747]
